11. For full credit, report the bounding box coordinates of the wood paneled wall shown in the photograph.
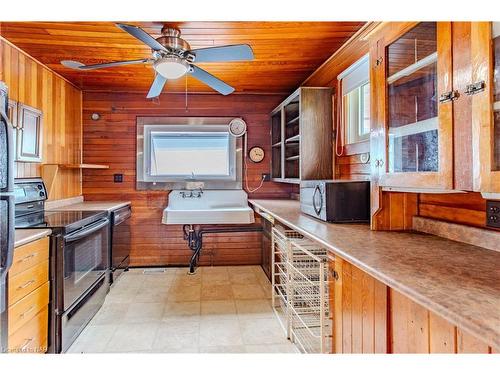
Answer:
[82,91,295,267]
[303,23,376,181]
[0,37,82,200]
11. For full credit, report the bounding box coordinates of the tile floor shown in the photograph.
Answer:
[67,265,298,353]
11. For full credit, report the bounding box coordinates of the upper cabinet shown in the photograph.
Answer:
[470,22,500,193]
[270,87,333,183]
[372,22,454,190]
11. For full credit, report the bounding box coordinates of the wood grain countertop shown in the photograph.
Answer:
[14,229,52,248]
[249,199,500,349]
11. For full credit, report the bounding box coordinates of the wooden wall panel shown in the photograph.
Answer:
[82,91,295,267]
[0,37,82,201]
[418,192,494,229]
[372,191,418,231]
[302,24,378,181]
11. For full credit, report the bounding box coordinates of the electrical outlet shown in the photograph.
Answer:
[262,173,271,182]
[113,174,123,183]
[486,200,500,228]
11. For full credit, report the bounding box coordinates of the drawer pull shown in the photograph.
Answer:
[20,305,36,319]
[18,253,37,263]
[17,279,35,290]
[20,337,34,352]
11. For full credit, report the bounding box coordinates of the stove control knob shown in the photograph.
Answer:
[37,184,43,190]
[39,191,45,197]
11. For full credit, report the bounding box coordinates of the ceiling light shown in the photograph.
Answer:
[153,57,189,79]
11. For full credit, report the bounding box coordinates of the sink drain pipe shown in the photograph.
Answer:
[182,224,263,274]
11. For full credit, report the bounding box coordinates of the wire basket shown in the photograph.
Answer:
[271,226,331,353]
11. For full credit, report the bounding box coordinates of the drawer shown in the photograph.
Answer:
[9,260,49,306]
[8,282,50,335]
[10,237,49,277]
[8,306,48,354]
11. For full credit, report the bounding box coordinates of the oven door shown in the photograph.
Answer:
[63,218,109,311]
[300,182,326,221]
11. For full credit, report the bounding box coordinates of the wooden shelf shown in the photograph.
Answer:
[272,142,282,148]
[285,134,300,143]
[286,115,300,125]
[387,52,437,85]
[272,178,300,184]
[286,155,300,161]
[60,163,109,169]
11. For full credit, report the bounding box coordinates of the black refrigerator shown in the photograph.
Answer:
[0,81,15,353]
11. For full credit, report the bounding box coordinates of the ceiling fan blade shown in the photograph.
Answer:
[192,44,254,63]
[146,74,167,98]
[116,23,167,52]
[189,65,234,95]
[61,59,149,71]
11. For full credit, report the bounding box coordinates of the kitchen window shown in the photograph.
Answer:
[339,55,370,145]
[141,124,237,182]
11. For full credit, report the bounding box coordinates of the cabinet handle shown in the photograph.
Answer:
[331,270,339,281]
[20,337,34,352]
[17,279,35,290]
[439,90,459,103]
[465,81,485,96]
[20,305,36,319]
[18,253,37,263]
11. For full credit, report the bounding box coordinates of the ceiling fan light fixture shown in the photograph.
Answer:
[153,56,189,79]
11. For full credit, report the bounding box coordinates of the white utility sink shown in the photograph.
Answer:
[162,189,255,225]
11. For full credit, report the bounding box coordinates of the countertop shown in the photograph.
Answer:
[15,229,52,248]
[47,201,131,213]
[249,199,500,349]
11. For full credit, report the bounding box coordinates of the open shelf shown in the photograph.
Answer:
[272,142,282,148]
[60,163,109,169]
[286,115,300,125]
[285,134,300,143]
[286,155,300,161]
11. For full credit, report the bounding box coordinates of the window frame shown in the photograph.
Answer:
[143,124,237,183]
[338,54,371,146]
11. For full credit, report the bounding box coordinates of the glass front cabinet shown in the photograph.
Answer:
[470,22,500,193]
[372,22,454,190]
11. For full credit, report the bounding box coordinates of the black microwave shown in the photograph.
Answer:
[300,180,370,223]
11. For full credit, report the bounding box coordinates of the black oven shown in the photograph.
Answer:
[63,218,109,310]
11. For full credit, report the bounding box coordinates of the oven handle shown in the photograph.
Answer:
[312,185,323,216]
[64,218,109,243]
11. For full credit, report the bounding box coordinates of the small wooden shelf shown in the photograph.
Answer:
[285,134,300,143]
[286,115,300,125]
[272,142,282,148]
[272,178,300,185]
[286,155,300,161]
[60,163,109,169]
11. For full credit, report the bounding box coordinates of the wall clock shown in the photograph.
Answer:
[229,117,247,137]
[249,146,265,163]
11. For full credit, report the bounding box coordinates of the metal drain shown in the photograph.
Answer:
[142,268,167,274]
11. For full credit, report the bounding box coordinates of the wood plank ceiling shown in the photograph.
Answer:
[0,21,365,94]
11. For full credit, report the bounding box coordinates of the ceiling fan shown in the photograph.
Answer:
[61,23,255,98]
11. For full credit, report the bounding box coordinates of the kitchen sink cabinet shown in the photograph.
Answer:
[270,87,333,184]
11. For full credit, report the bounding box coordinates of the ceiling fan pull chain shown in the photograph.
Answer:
[185,73,188,112]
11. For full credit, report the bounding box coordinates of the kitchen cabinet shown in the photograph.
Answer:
[8,237,50,353]
[470,22,500,193]
[270,87,333,184]
[372,22,454,190]
[329,257,387,353]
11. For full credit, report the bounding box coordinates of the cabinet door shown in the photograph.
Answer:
[332,258,387,353]
[471,22,500,193]
[377,22,454,190]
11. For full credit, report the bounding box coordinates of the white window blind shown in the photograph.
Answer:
[338,54,370,96]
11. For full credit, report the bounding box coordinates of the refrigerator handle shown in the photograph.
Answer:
[0,108,15,192]
[0,196,15,314]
